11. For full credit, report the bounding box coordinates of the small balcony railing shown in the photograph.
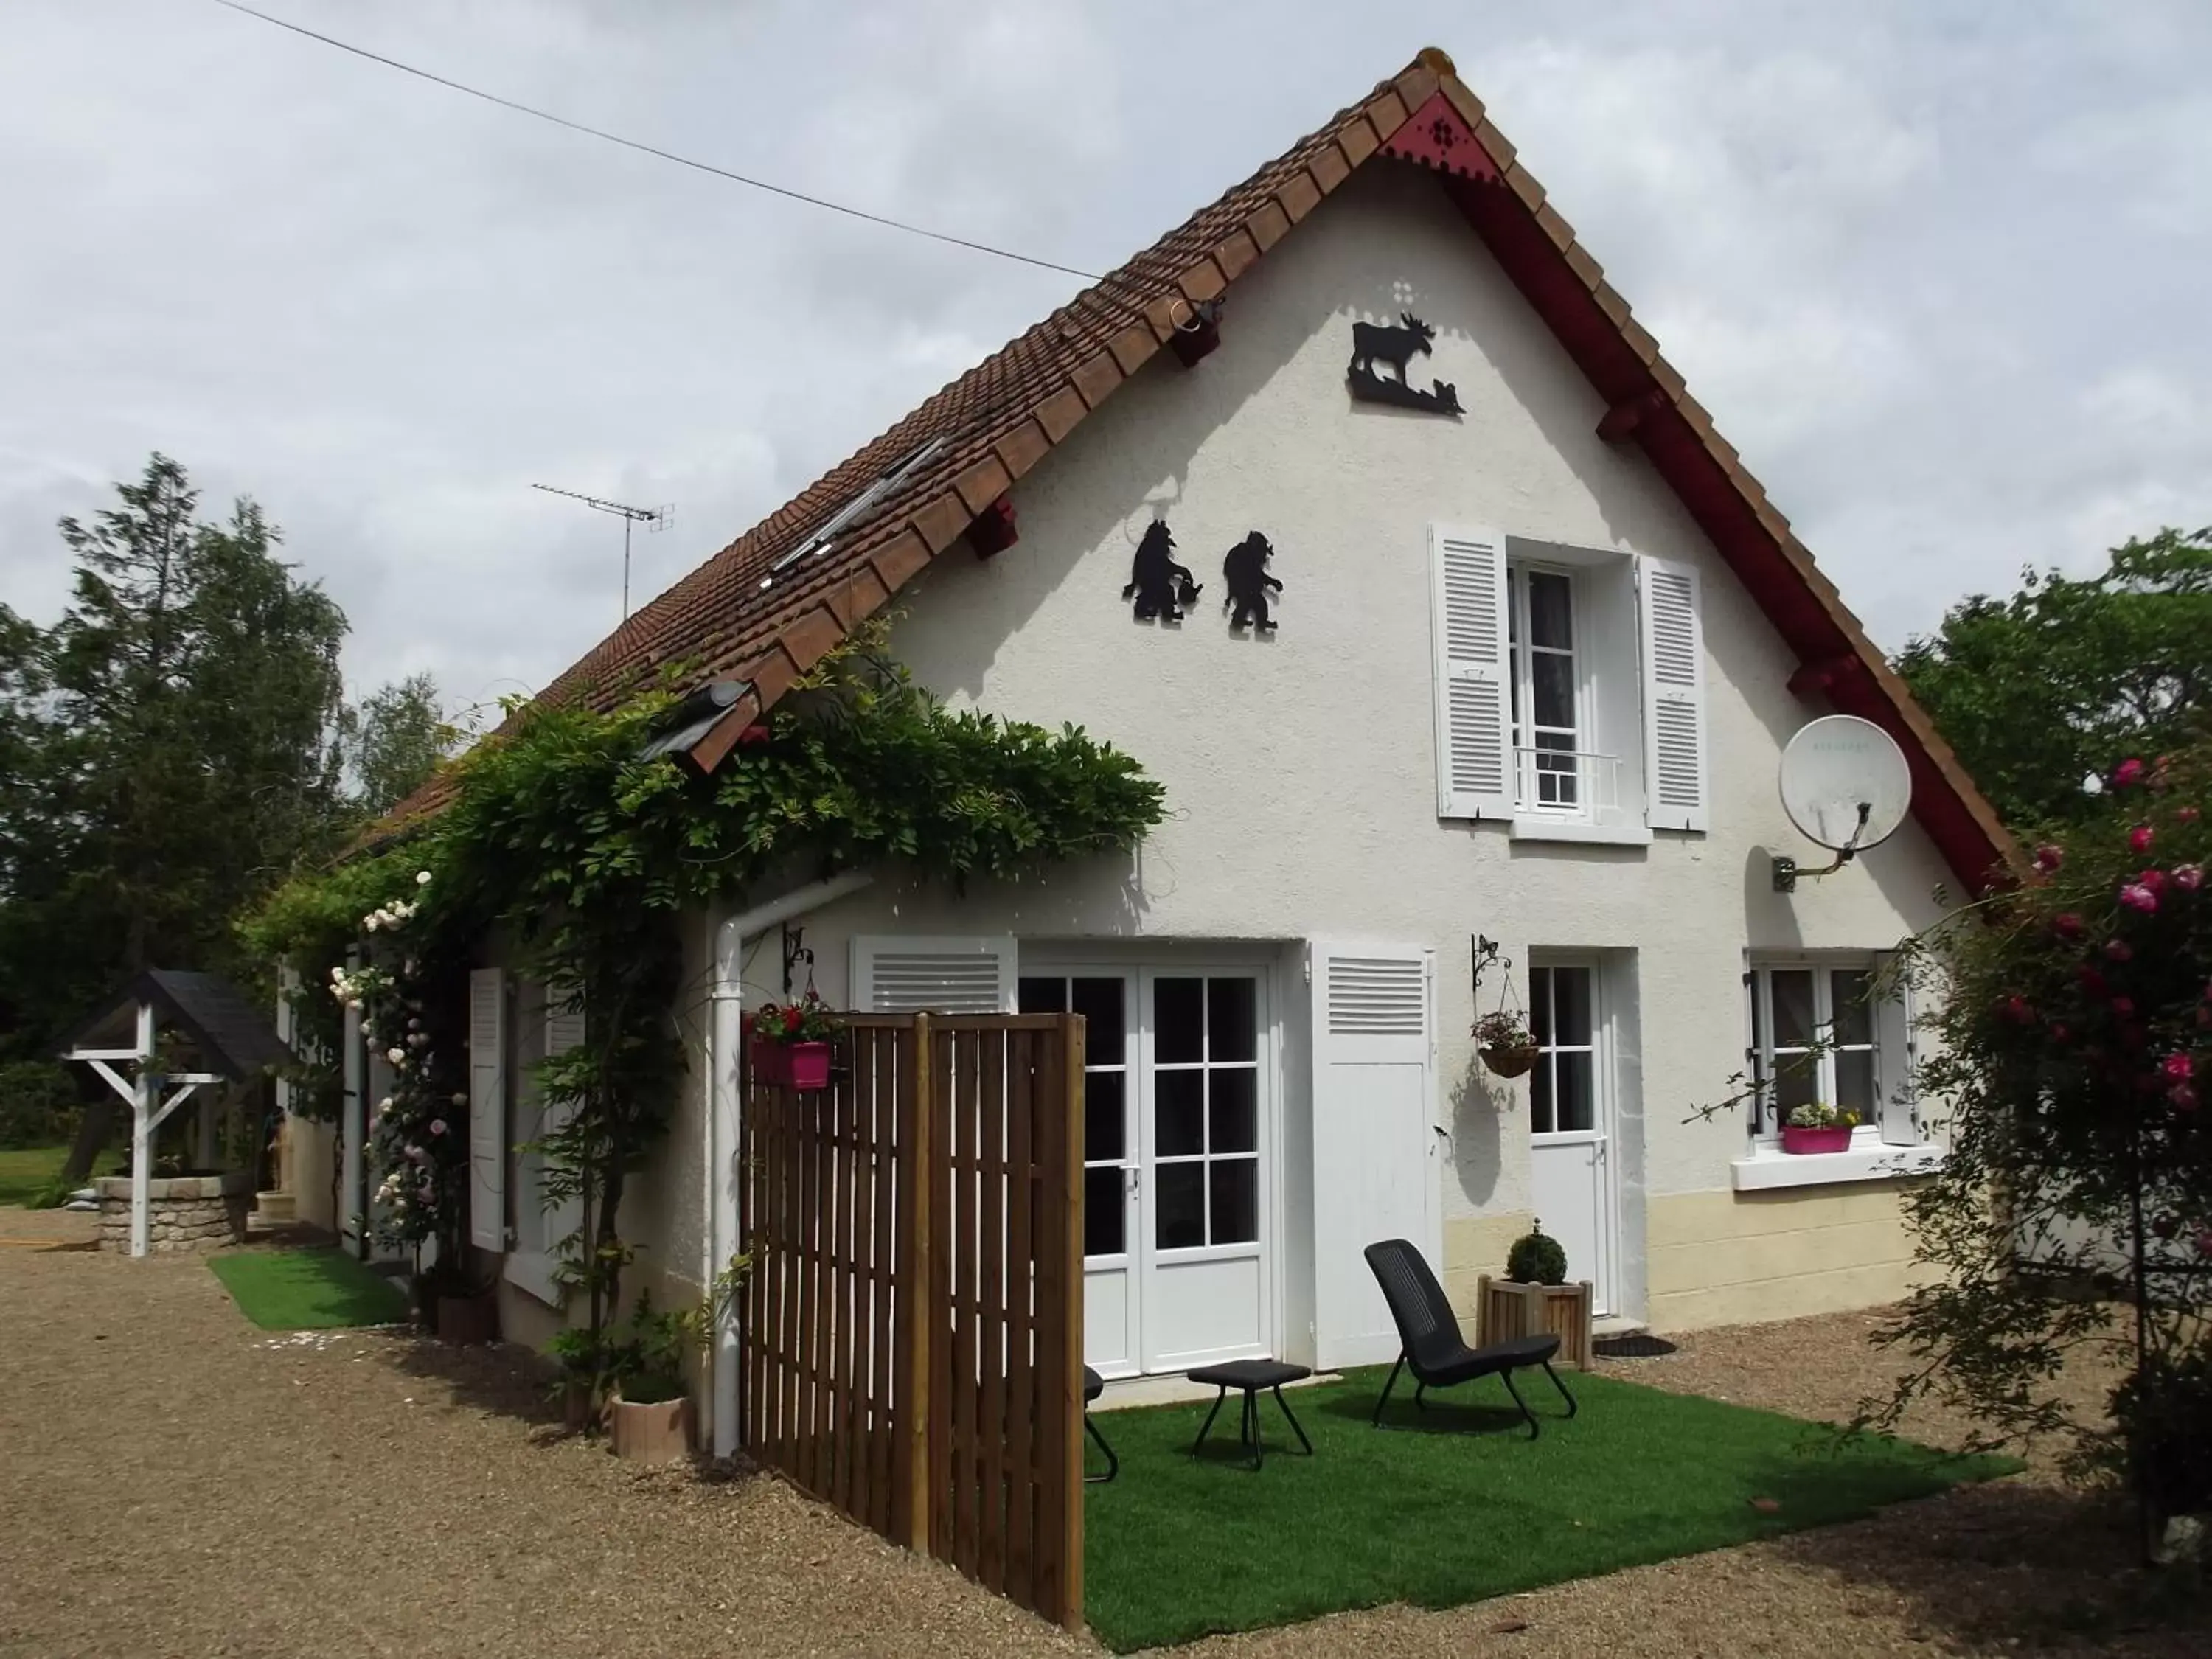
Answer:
[1514,747,1620,815]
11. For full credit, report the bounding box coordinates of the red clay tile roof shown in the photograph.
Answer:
[377,46,2017,891]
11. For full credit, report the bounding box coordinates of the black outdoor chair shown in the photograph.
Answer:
[1362,1238,1579,1439]
[1083,1365,1118,1483]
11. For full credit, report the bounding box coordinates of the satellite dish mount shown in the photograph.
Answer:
[1771,714,1913,894]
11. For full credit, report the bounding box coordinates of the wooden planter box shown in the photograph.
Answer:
[1476,1274,1593,1371]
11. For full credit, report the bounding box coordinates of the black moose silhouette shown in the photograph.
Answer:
[1222,532,1282,633]
[1122,520,1200,622]
[1348,312,1437,386]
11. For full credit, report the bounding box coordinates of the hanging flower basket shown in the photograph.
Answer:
[749,992,840,1091]
[1480,1043,1540,1079]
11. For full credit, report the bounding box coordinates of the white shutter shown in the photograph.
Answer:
[1429,526,1514,819]
[544,981,586,1060]
[1309,943,1439,1369]
[850,936,1016,1013]
[1872,953,1919,1146]
[1638,555,1709,832]
[467,967,507,1251]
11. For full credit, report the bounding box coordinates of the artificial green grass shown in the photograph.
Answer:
[207,1248,411,1329]
[0,1144,70,1208]
[1083,1366,2017,1652]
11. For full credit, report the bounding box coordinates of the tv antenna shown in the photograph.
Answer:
[532,484,672,619]
[1772,714,1913,891]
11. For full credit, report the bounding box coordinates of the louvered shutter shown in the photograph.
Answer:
[467,967,507,1251]
[850,936,1017,1013]
[538,981,585,1276]
[1871,952,1920,1146]
[1429,526,1514,819]
[1308,944,1439,1368]
[1638,555,1709,832]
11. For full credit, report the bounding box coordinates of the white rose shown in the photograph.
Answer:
[416,871,431,886]
[386,1048,406,1065]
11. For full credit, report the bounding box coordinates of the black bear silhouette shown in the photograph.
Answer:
[1222,532,1282,633]
[1121,520,1199,622]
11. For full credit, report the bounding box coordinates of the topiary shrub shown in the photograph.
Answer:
[1506,1221,1568,1286]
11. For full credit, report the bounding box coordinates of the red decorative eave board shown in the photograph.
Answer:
[1379,92,1500,182]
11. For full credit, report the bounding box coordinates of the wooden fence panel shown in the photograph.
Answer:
[741,1011,1084,1629]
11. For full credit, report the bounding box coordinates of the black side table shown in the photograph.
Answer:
[1186,1358,1314,1470]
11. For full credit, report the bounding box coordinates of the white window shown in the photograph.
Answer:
[1745,959,1916,1147]
[1016,973,1132,1261]
[1508,564,1596,816]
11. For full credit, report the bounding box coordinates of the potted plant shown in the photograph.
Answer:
[749,990,839,1091]
[1781,1101,1859,1155]
[1475,1009,1539,1078]
[607,1293,695,1462]
[1478,1220,1593,1369]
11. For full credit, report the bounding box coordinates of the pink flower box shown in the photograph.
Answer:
[751,1037,832,1091]
[1781,1124,1853,1155]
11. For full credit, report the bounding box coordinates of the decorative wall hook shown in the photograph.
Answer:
[1168,298,1223,367]
[1347,313,1464,416]
[781,924,814,995]
[1121,520,1201,622]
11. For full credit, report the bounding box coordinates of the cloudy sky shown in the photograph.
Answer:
[5,1,2208,720]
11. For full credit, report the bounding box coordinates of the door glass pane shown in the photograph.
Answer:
[1155,1068,1203,1157]
[1528,570,1573,650]
[1770,970,1815,1047]
[1084,1068,1124,1162]
[1155,977,1203,1064]
[1017,976,1066,1014]
[1072,977,1124,1067]
[1829,970,1874,1046]
[1529,967,1553,1047]
[1210,1068,1256,1153]
[1553,1051,1595,1133]
[1206,977,1256,1062]
[1210,1159,1258,1245]
[1084,1166,1124,1257]
[1155,1163,1204,1250]
[1835,1049,1876,1120]
[1531,1053,1555,1134]
[1551,968,1592,1046]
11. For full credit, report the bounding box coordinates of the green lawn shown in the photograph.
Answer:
[1083,1366,2017,1652]
[0,1144,72,1208]
[207,1248,411,1329]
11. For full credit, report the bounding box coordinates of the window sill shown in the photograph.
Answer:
[1509,815,1652,847]
[503,1249,563,1307]
[1730,1143,1942,1191]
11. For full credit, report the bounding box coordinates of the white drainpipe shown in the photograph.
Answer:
[703,869,874,1458]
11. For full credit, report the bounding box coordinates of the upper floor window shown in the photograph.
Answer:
[1430,526,1707,841]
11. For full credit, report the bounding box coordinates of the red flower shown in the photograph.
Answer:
[2113,758,2146,787]
[2181,806,2202,824]
[2104,938,2134,962]
[2138,868,2167,894]
[2078,965,2111,998]
[2175,1084,2201,1112]
[784,1006,802,1033]
[2112,996,2138,1020]
[2034,843,2065,875]
[2002,995,2035,1026]
[2119,883,2159,914]
[2198,1230,2212,1258]
[2175,864,2205,893]
[2053,911,2084,939]
[2164,1052,2195,1082]
[2129,824,2155,854]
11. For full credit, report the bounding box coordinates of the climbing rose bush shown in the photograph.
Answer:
[1871,744,2212,1523]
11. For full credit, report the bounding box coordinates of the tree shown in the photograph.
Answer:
[0,456,353,1175]
[1897,529,2212,829]
[341,672,452,819]
[1870,742,2212,1554]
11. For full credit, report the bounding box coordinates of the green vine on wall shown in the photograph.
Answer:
[244,622,1165,1405]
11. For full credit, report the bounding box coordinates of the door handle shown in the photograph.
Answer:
[1126,1166,1141,1196]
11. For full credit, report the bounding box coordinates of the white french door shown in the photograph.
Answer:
[1018,963,1272,1378]
[1525,961,1617,1316]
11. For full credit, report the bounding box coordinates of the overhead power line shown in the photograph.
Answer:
[205,0,1105,283]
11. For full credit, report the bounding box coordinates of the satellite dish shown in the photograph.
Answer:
[1773,716,1911,891]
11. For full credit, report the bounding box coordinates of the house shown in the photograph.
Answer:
[288,47,2012,1457]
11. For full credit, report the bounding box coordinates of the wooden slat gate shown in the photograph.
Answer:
[742,1012,1086,1628]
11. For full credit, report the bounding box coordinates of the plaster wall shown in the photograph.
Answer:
[690,162,1958,1327]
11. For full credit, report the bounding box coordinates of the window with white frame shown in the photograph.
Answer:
[1508,565,1590,814]
[1528,964,1597,1133]
[1746,961,1908,1143]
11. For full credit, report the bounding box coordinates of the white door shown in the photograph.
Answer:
[1138,970,1268,1372]
[1016,970,1141,1377]
[1526,962,1615,1315]
[1309,945,1439,1368]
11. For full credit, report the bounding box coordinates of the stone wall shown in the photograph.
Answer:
[96,1172,252,1254]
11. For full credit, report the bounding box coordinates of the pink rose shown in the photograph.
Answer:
[2113,758,2146,788]
[2105,939,2135,962]
[2138,868,2168,894]
[2120,883,2159,914]
[428,1119,448,1136]
[2034,844,2065,874]
[2164,1052,2195,1082]
[2181,806,2201,824]
[2129,824,2155,854]
[2053,912,2084,939]
[2078,965,2111,998]
[2175,864,2204,892]
[2003,996,2035,1026]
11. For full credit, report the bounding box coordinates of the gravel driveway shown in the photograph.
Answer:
[0,1224,2194,1658]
